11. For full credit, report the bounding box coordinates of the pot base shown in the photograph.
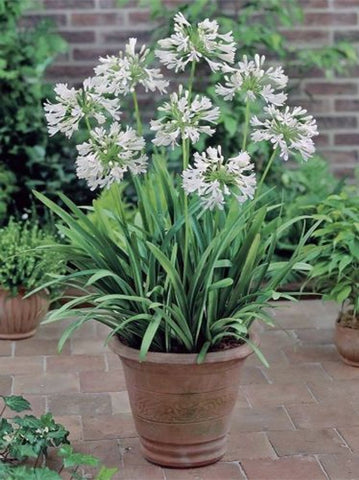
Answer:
[0,328,37,340]
[338,352,359,368]
[140,435,226,468]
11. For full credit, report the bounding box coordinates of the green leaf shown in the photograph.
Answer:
[96,466,118,480]
[2,395,31,412]
[337,286,352,303]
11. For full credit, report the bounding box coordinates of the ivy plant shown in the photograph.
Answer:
[0,395,117,480]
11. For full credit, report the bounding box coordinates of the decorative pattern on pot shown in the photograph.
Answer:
[110,332,258,468]
[0,289,49,340]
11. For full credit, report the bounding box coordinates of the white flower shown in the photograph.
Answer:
[251,105,319,161]
[76,123,147,190]
[44,78,121,138]
[182,146,256,210]
[216,55,288,106]
[155,12,236,72]
[150,85,220,148]
[95,38,169,96]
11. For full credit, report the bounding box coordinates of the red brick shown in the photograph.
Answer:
[224,431,276,461]
[339,427,359,453]
[71,338,109,355]
[82,413,137,440]
[13,373,79,394]
[98,30,151,44]
[287,403,359,429]
[335,133,359,146]
[0,375,12,396]
[240,366,269,385]
[44,0,94,7]
[53,415,83,441]
[242,383,315,408]
[304,12,357,26]
[334,30,359,43]
[289,98,331,114]
[46,354,106,373]
[164,463,244,480]
[128,11,151,24]
[334,0,359,6]
[2,394,46,418]
[268,428,349,456]
[336,99,359,112]
[294,328,334,345]
[318,454,359,479]
[73,47,119,61]
[242,456,327,480]
[120,437,149,467]
[322,360,359,380]
[47,64,94,80]
[72,439,122,470]
[110,392,131,414]
[71,12,124,26]
[0,341,12,356]
[316,134,330,147]
[48,393,112,415]
[0,356,44,375]
[80,369,126,392]
[14,338,70,356]
[281,29,330,45]
[264,364,331,384]
[99,0,136,6]
[305,82,358,95]
[283,344,339,364]
[322,150,358,165]
[308,379,359,403]
[117,465,166,480]
[21,14,67,27]
[57,30,95,43]
[232,406,295,432]
[317,116,357,130]
[299,0,328,6]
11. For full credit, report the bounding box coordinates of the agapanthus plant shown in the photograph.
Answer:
[39,13,319,362]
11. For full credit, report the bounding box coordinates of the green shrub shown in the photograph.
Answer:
[0,218,65,296]
[308,192,359,319]
[0,0,94,217]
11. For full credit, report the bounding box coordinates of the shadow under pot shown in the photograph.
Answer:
[109,330,258,468]
[0,288,49,340]
[334,311,359,367]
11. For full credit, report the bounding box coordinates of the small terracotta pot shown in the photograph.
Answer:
[0,289,49,340]
[110,332,258,468]
[335,320,359,367]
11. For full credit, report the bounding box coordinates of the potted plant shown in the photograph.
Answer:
[36,13,319,467]
[308,191,359,366]
[0,218,64,340]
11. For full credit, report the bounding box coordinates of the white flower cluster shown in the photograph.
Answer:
[76,123,147,190]
[150,85,220,148]
[95,38,169,96]
[216,54,288,106]
[183,146,256,210]
[155,12,236,72]
[251,105,319,162]
[44,78,121,139]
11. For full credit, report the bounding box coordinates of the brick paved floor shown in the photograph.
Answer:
[2,300,359,479]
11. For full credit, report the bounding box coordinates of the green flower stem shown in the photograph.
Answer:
[182,137,190,284]
[258,148,278,192]
[84,116,92,137]
[188,61,197,100]
[242,101,250,151]
[132,91,143,136]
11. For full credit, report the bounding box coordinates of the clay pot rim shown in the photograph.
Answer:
[109,329,259,365]
[0,287,49,298]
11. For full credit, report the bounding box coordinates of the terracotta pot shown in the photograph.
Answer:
[0,289,49,340]
[335,320,359,367]
[110,332,258,468]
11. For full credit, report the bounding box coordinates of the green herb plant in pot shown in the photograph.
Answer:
[0,218,64,340]
[308,191,359,366]
[37,13,319,468]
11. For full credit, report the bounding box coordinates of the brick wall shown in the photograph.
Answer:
[27,0,359,176]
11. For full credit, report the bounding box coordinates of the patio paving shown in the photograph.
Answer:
[2,299,359,479]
